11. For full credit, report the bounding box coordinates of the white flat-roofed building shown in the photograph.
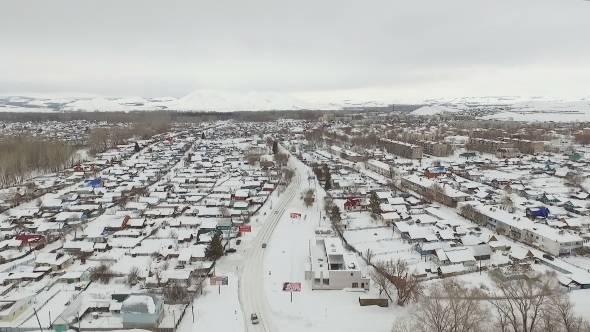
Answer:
[366,159,391,177]
[522,224,584,256]
[306,236,369,290]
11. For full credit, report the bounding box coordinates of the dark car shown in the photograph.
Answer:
[543,254,555,261]
[236,239,242,245]
[262,243,267,248]
[226,248,237,253]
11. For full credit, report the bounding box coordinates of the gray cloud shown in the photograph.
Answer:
[1,0,589,99]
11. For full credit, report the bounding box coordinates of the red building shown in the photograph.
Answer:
[344,198,366,211]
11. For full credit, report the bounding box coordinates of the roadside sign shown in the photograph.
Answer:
[210,276,229,286]
[290,212,301,218]
[282,282,302,292]
[238,225,252,233]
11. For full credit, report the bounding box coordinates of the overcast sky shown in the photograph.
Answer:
[1,0,589,101]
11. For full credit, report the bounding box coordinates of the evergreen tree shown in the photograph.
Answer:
[272,140,279,154]
[201,132,205,139]
[324,167,332,190]
[204,233,224,260]
[312,166,324,181]
[369,191,381,215]
[330,205,341,225]
[134,142,141,152]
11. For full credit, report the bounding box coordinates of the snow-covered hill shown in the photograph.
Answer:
[1,90,590,121]
[161,89,332,111]
[62,97,130,112]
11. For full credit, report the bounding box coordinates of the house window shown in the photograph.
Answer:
[323,279,329,285]
[314,278,320,285]
[352,283,358,288]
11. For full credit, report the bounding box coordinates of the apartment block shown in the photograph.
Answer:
[420,140,450,157]
[504,138,544,155]
[380,138,423,159]
[468,138,512,154]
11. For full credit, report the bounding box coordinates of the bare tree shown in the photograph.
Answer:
[303,188,315,207]
[392,280,490,332]
[246,155,260,168]
[500,194,514,210]
[368,264,394,301]
[372,258,423,306]
[169,229,178,239]
[282,168,295,184]
[127,266,141,286]
[323,195,334,214]
[163,282,191,302]
[565,171,584,189]
[546,294,590,332]
[429,182,445,202]
[218,206,231,217]
[459,204,486,226]
[488,271,561,332]
[275,153,289,166]
[90,262,115,284]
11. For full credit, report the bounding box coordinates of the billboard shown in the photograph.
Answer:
[238,225,251,233]
[282,282,302,292]
[210,276,229,286]
[290,212,302,218]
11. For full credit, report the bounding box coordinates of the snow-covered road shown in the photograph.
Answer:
[239,160,303,332]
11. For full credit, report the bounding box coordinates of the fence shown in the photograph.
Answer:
[0,257,35,273]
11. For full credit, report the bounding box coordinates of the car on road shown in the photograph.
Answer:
[543,254,555,261]
[262,243,267,248]
[236,239,241,245]
[274,210,278,214]
[251,313,259,324]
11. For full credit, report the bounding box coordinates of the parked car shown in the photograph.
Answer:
[236,239,242,245]
[226,248,237,253]
[543,254,555,261]
[251,313,259,324]
[262,243,267,248]
[175,264,185,270]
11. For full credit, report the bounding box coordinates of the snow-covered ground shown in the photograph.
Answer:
[258,157,397,332]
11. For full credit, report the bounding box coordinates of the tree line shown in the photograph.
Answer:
[87,117,171,155]
[389,270,589,332]
[0,136,79,188]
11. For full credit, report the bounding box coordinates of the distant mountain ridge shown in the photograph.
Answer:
[0,90,589,123]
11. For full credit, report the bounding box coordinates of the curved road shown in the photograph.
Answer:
[239,160,303,332]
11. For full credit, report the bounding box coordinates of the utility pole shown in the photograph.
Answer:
[34,308,43,332]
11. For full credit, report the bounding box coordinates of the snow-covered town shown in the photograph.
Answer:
[0,116,588,332]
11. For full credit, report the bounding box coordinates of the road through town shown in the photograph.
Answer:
[239,159,303,332]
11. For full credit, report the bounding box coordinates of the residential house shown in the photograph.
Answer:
[0,293,35,322]
[540,193,561,206]
[343,198,366,211]
[35,252,74,271]
[121,294,165,329]
[525,207,550,219]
